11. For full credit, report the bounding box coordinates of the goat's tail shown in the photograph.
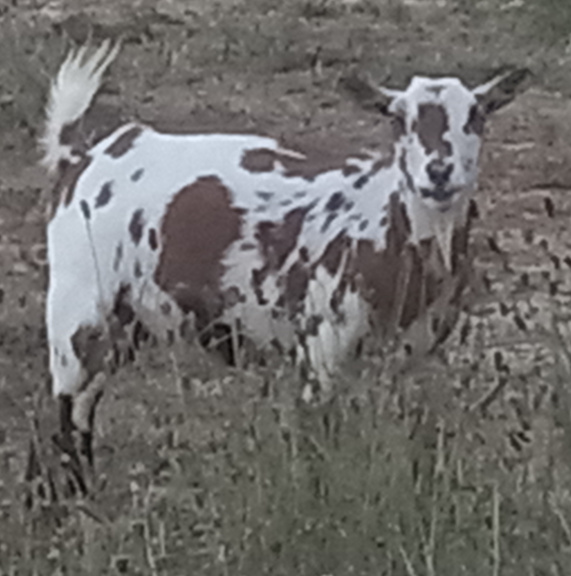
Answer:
[39,40,120,174]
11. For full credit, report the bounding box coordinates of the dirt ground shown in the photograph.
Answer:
[1,0,571,573]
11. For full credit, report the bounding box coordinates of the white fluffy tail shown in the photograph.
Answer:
[40,40,120,174]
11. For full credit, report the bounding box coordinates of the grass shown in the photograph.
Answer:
[1,336,571,576]
[1,0,571,574]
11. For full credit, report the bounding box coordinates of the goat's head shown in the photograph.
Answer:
[343,68,530,213]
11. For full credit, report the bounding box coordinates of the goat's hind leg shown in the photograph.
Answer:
[53,394,89,496]
[48,294,109,493]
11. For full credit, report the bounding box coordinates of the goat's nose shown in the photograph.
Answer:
[427,161,453,186]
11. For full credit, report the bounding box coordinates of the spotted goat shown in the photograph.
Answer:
[41,41,528,466]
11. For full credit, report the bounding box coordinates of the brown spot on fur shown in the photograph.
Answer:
[391,115,406,141]
[113,284,135,326]
[306,314,324,336]
[414,104,452,157]
[370,153,395,174]
[281,233,351,320]
[104,126,143,158]
[95,181,113,208]
[241,147,374,182]
[351,193,411,334]
[399,153,415,192]
[131,168,145,182]
[129,209,145,245]
[256,191,274,202]
[342,165,361,176]
[71,324,109,384]
[113,242,123,272]
[353,151,395,191]
[148,228,158,251]
[154,175,244,327]
[80,200,91,220]
[256,205,313,272]
[51,156,92,210]
[134,260,142,278]
[241,148,277,172]
[283,260,311,318]
[318,232,350,276]
[325,191,347,212]
[346,192,471,342]
[252,201,316,307]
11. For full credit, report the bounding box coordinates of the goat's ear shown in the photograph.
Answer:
[473,67,531,114]
[339,71,398,115]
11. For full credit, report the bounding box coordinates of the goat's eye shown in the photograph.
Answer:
[465,104,485,136]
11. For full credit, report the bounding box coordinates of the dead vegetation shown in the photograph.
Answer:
[1,0,571,574]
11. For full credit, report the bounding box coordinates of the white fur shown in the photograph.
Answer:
[41,42,520,413]
[40,40,120,174]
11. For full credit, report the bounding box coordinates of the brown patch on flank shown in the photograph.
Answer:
[241,146,374,182]
[104,126,143,158]
[414,104,452,157]
[154,175,244,327]
[51,156,92,211]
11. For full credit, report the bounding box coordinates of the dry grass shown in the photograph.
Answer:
[1,1,571,575]
[1,333,571,575]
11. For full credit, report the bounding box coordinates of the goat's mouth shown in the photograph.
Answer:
[419,186,462,211]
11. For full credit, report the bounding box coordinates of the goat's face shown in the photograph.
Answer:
[389,77,486,212]
[345,68,529,213]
